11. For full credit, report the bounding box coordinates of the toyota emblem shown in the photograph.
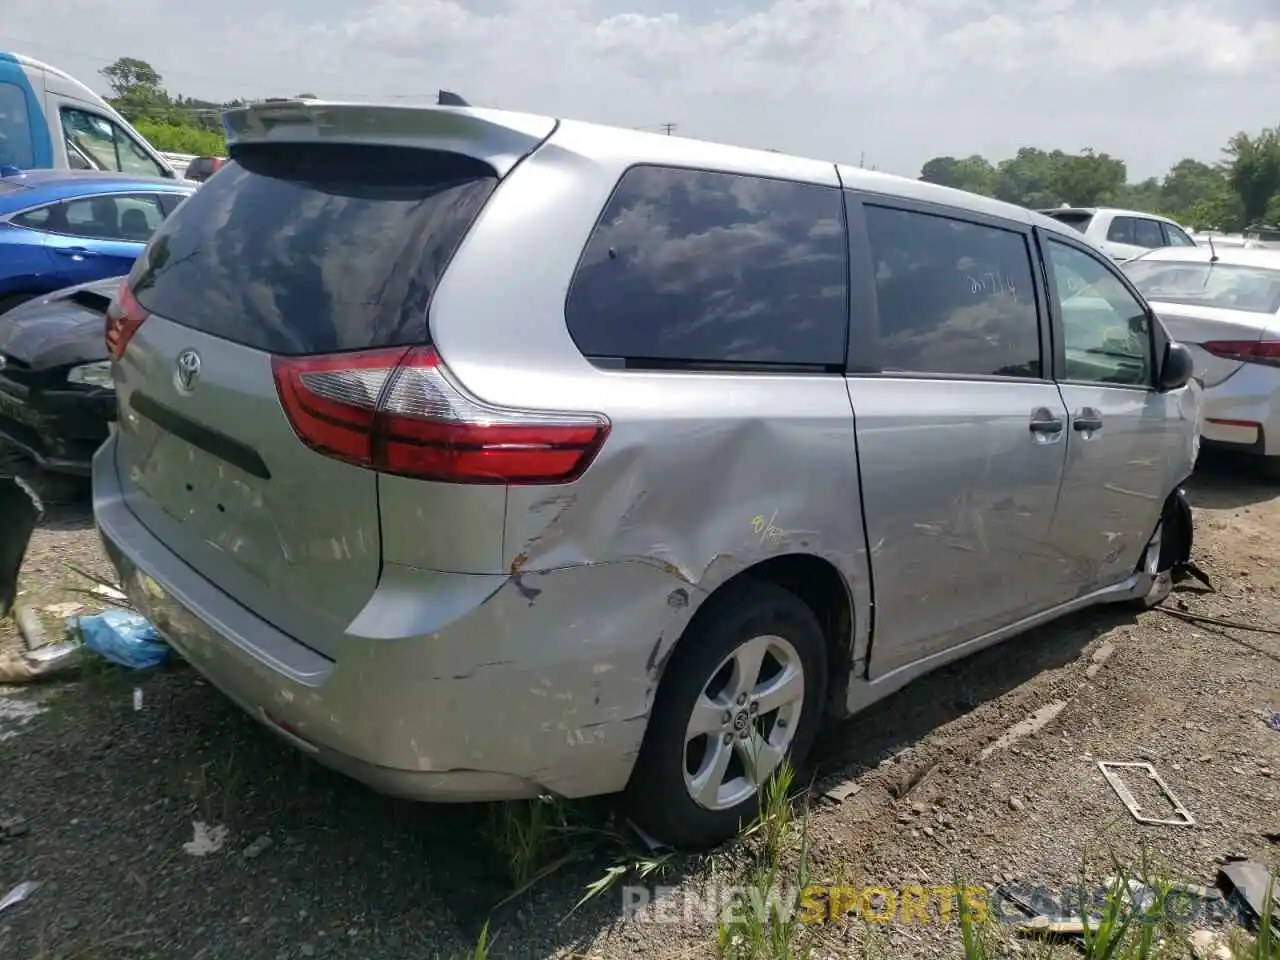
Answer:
[175,349,202,392]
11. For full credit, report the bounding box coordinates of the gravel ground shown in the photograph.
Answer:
[1,451,1278,960]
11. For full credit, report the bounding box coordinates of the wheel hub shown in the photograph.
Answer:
[682,633,806,812]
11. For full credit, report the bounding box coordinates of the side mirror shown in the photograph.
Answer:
[1159,341,1195,392]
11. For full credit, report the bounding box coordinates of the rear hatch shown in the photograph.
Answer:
[110,116,550,658]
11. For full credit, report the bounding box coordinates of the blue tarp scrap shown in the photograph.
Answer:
[71,608,170,670]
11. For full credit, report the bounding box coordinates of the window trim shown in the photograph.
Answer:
[562,161,853,376]
[58,105,169,180]
[843,190,1054,383]
[3,190,181,241]
[1034,227,1158,392]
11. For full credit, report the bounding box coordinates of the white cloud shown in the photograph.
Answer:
[3,0,1278,177]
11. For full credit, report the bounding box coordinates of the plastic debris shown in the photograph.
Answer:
[1267,709,1280,732]
[0,879,40,915]
[0,638,83,684]
[183,821,229,857]
[132,687,144,711]
[1097,760,1195,826]
[73,608,168,670]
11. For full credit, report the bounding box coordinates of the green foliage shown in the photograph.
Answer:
[921,123,1280,233]
[133,119,226,156]
[99,56,229,157]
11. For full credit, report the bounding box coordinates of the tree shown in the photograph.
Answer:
[992,148,1059,208]
[920,155,995,196]
[1049,148,1126,207]
[100,56,172,123]
[1223,126,1280,226]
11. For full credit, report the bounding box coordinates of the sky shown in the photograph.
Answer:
[3,0,1279,181]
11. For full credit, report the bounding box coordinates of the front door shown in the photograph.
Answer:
[848,198,1071,679]
[1040,232,1182,593]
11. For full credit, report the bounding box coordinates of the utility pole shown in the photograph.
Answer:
[660,122,677,136]
[859,151,865,168]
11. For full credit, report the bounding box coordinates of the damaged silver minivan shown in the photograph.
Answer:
[92,99,1202,850]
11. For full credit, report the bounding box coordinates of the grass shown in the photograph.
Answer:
[714,760,814,960]
[481,794,674,915]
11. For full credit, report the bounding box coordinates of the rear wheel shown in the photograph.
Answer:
[1258,456,1280,483]
[623,579,827,850]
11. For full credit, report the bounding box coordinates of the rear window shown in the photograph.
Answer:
[1045,211,1094,232]
[1123,261,1280,315]
[129,143,498,355]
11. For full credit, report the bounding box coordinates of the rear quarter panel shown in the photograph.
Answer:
[425,122,874,671]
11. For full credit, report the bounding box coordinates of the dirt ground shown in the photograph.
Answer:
[1,451,1278,960]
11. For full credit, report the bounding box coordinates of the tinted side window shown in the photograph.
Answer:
[1133,218,1164,248]
[1106,217,1136,244]
[566,166,848,369]
[0,82,35,169]
[863,205,1041,378]
[63,195,166,240]
[1047,240,1152,387]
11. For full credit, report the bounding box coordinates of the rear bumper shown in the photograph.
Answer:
[92,435,695,802]
[1200,364,1280,457]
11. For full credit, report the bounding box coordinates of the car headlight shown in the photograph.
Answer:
[67,361,113,388]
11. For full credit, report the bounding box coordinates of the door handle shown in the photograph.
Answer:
[1029,407,1064,435]
[55,246,94,262]
[1073,408,1104,432]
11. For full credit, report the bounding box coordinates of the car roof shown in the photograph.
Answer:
[1126,244,1280,270]
[224,99,1088,242]
[0,171,193,213]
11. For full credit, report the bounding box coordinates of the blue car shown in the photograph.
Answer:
[0,170,195,314]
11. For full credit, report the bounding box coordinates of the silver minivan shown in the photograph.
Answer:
[93,100,1202,850]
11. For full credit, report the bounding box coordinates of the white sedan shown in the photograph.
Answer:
[1123,245,1280,479]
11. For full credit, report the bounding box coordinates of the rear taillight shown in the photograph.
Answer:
[105,281,149,361]
[271,346,610,484]
[1201,339,1280,368]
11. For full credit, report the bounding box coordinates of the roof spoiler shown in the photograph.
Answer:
[221,99,556,178]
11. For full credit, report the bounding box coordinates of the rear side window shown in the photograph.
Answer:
[864,205,1041,378]
[1162,223,1196,247]
[130,144,498,355]
[566,165,848,370]
[1106,217,1137,244]
[0,82,34,169]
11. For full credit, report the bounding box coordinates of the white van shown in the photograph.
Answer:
[0,52,180,179]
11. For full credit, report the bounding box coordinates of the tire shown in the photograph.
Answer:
[622,578,828,851]
[1259,456,1280,483]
